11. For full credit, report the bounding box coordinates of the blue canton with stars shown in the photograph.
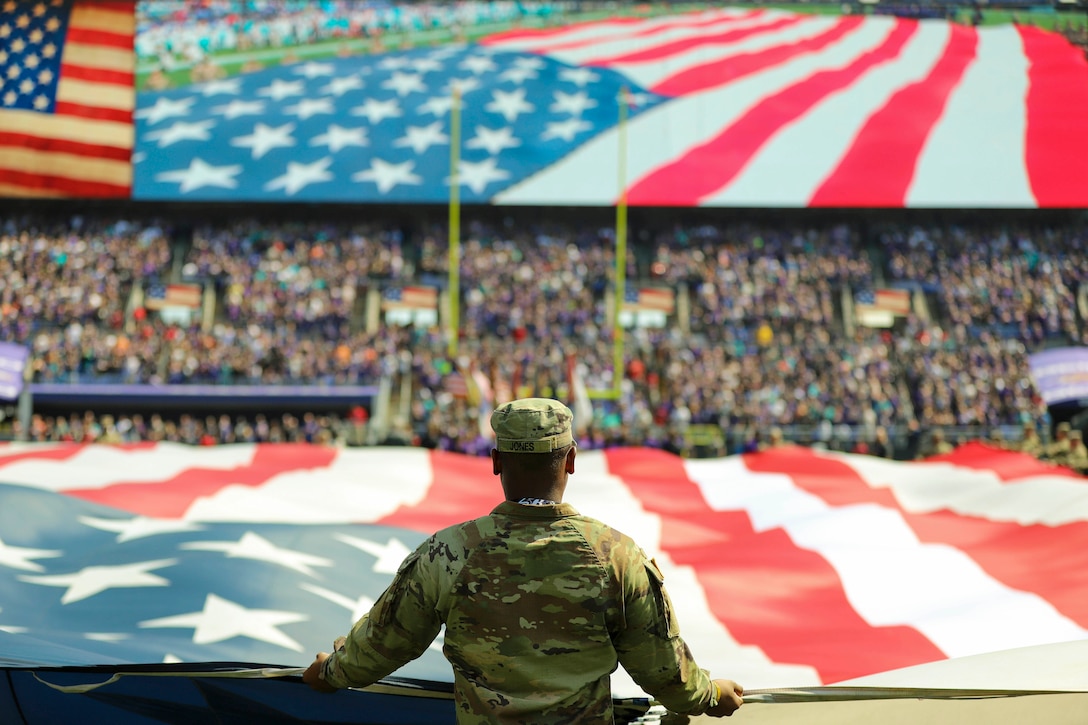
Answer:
[133,44,667,203]
[0,0,72,114]
[0,483,449,680]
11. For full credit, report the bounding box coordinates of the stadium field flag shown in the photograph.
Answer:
[0,0,134,198]
[1,442,1086,691]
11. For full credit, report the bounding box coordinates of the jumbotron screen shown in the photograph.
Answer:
[5,1,1087,206]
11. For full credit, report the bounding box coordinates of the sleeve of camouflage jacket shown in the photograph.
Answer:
[321,541,444,689]
[611,549,715,715]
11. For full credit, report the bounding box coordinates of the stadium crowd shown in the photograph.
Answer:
[2,212,1086,471]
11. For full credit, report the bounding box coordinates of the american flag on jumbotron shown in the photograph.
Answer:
[1,441,1086,689]
[622,287,675,314]
[381,286,438,311]
[130,7,1088,207]
[0,0,134,198]
[855,288,911,316]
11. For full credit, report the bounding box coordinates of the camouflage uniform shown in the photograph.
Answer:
[321,500,715,723]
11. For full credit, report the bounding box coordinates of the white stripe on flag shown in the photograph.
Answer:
[495,17,895,205]
[709,21,951,205]
[571,453,823,692]
[182,447,436,523]
[687,457,1088,659]
[545,11,792,67]
[611,15,841,90]
[0,444,257,491]
[907,25,1034,207]
[818,451,1088,526]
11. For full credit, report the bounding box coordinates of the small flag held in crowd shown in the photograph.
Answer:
[855,288,911,327]
[145,282,202,310]
[381,286,438,311]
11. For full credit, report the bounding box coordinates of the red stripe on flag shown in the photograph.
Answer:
[379,450,494,532]
[536,10,765,54]
[0,444,91,467]
[605,447,944,683]
[65,26,134,49]
[1019,26,1088,207]
[53,101,132,124]
[650,16,864,97]
[61,444,337,518]
[809,24,977,207]
[629,20,916,205]
[743,447,1088,631]
[927,442,1081,481]
[0,168,129,197]
[588,15,803,66]
[0,131,132,162]
[60,63,136,87]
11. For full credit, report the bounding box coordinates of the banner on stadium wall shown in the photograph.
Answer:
[1028,347,1088,406]
[0,342,29,401]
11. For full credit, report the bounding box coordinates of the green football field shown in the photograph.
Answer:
[136,3,1087,91]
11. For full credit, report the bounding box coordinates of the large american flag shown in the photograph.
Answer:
[0,0,134,198]
[132,8,1088,207]
[1,441,1085,690]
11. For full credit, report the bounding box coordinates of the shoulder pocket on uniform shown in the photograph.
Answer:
[644,558,680,638]
[375,546,424,627]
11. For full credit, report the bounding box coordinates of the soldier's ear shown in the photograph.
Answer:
[491,448,502,476]
[565,445,576,475]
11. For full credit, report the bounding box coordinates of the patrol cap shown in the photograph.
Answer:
[491,398,574,453]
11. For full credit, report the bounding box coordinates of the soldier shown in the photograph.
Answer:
[1061,429,1088,474]
[1017,422,1044,458]
[303,398,744,722]
[1045,422,1072,462]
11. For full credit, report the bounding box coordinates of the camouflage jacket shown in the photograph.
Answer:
[322,501,715,723]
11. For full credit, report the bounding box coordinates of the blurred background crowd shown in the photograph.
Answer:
[3,210,1086,473]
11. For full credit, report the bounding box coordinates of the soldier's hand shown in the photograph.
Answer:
[303,652,337,693]
[706,679,743,717]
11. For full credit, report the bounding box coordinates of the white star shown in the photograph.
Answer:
[550,90,597,116]
[284,97,335,120]
[394,121,449,154]
[135,96,195,125]
[459,54,496,75]
[231,122,296,159]
[79,515,204,543]
[450,157,510,194]
[486,88,534,123]
[499,66,537,84]
[300,582,375,622]
[350,97,401,124]
[408,56,443,74]
[20,559,176,604]
[264,157,335,195]
[0,537,60,572]
[446,76,480,96]
[381,71,426,97]
[198,77,241,96]
[626,92,653,107]
[140,593,307,651]
[466,125,520,155]
[293,61,335,78]
[513,56,545,71]
[84,632,129,642]
[211,98,266,119]
[154,158,242,193]
[257,78,304,101]
[352,158,422,194]
[144,119,216,148]
[182,531,333,576]
[559,67,600,87]
[320,75,364,96]
[542,118,592,142]
[418,95,454,117]
[379,55,411,71]
[311,124,368,153]
[335,535,412,574]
